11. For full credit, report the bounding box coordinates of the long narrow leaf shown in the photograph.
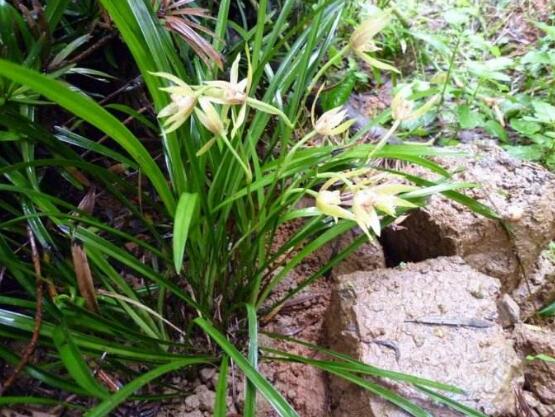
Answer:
[173,193,198,273]
[244,304,258,417]
[0,59,175,214]
[214,355,229,417]
[52,325,109,399]
[195,317,300,417]
[85,358,209,417]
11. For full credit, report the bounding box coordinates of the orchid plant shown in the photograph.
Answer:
[0,1,490,416]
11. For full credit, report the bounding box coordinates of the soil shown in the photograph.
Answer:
[257,220,335,417]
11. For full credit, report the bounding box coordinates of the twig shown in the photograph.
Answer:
[48,32,117,71]
[61,76,143,127]
[0,227,44,395]
[81,106,148,159]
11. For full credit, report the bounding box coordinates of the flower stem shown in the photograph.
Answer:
[367,119,400,163]
[306,45,350,96]
[219,134,252,182]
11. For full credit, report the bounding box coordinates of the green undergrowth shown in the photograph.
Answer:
[329,0,555,169]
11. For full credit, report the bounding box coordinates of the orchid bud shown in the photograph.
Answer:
[350,12,390,55]
[195,98,225,136]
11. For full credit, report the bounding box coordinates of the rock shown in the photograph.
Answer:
[194,384,216,412]
[512,250,555,319]
[184,394,200,412]
[326,256,522,417]
[382,141,555,290]
[199,367,217,385]
[181,411,203,417]
[498,294,520,327]
[514,323,555,404]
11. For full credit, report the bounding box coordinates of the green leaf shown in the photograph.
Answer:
[0,59,176,214]
[45,0,71,30]
[401,182,477,199]
[257,220,355,307]
[539,301,555,316]
[76,228,202,313]
[213,0,230,53]
[415,385,488,417]
[50,34,91,68]
[0,396,83,409]
[484,120,508,141]
[173,193,199,273]
[195,317,300,417]
[320,70,357,111]
[84,358,209,417]
[412,31,450,55]
[52,325,110,399]
[521,50,553,66]
[467,58,513,82]
[0,131,19,141]
[532,101,555,124]
[321,366,431,417]
[214,356,229,417]
[443,8,471,26]
[534,21,555,40]
[98,0,188,195]
[244,304,258,417]
[0,345,90,396]
[527,354,555,363]
[55,127,137,168]
[510,119,542,137]
[456,105,484,129]
[262,339,462,393]
[504,145,544,161]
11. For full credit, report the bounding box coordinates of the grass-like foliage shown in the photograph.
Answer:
[0,1,493,416]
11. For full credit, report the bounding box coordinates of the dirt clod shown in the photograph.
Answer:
[512,250,555,320]
[326,256,523,417]
[498,294,521,327]
[194,385,216,413]
[514,323,555,405]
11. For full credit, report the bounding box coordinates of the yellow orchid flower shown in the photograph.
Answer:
[312,169,418,240]
[152,72,197,133]
[203,54,294,128]
[349,11,399,73]
[352,183,416,238]
[350,12,390,54]
[314,106,355,136]
[352,190,381,238]
[315,190,355,223]
[204,54,248,105]
[391,87,440,122]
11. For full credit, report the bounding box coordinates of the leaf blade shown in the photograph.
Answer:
[173,193,199,273]
[195,317,300,417]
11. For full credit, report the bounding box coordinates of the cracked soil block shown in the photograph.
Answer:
[326,256,522,417]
